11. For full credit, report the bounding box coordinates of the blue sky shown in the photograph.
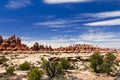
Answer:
[0,0,120,48]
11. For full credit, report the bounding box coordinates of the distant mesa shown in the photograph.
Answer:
[0,35,118,53]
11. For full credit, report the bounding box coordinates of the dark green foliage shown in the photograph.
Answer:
[19,61,30,70]
[6,66,14,75]
[27,68,43,80]
[3,63,9,67]
[60,58,71,70]
[41,58,64,79]
[89,52,104,73]
[101,53,117,75]
[0,57,8,64]
[89,52,119,75]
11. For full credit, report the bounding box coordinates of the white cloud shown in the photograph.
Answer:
[84,18,120,26]
[5,0,31,9]
[35,20,67,26]
[66,30,76,32]
[34,19,79,28]
[21,31,120,49]
[43,0,92,4]
[86,11,120,19]
[51,29,59,32]
[79,32,120,48]
[22,37,75,48]
[79,32,115,41]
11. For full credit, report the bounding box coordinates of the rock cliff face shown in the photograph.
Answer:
[54,44,102,53]
[0,35,29,51]
[30,42,53,52]
[0,35,118,53]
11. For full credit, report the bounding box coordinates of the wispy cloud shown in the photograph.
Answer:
[84,18,120,26]
[35,20,67,26]
[35,10,120,27]
[43,0,93,4]
[21,31,120,49]
[43,0,120,4]
[65,30,77,33]
[79,31,120,49]
[79,32,118,42]
[5,0,31,9]
[22,36,90,48]
[85,10,120,19]
[51,29,59,32]
[34,19,79,28]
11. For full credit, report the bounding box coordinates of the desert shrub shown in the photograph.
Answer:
[60,58,71,70]
[41,58,64,79]
[101,53,117,75]
[89,52,104,73]
[89,52,119,75]
[6,66,14,75]
[27,67,42,80]
[19,61,30,70]
[3,63,9,67]
[0,57,8,64]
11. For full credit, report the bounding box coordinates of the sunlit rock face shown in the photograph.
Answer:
[53,44,101,53]
[32,42,39,51]
[30,42,53,52]
[0,35,118,53]
[53,44,118,53]
[0,35,28,51]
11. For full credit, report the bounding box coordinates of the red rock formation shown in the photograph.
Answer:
[0,35,3,45]
[30,42,53,52]
[33,42,39,51]
[0,35,119,54]
[0,35,28,51]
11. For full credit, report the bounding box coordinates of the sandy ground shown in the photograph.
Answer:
[0,53,115,80]
[69,70,114,80]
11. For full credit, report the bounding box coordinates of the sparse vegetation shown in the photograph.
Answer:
[6,66,15,75]
[101,53,118,75]
[89,52,119,75]
[27,67,43,80]
[60,58,71,70]
[89,52,104,73]
[19,61,30,70]
[0,57,8,64]
[41,58,64,79]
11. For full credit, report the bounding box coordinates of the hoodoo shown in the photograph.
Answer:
[0,35,28,51]
[0,35,118,53]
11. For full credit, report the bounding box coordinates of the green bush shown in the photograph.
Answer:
[6,66,14,75]
[60,58,71,70]
[19,61,30,70]
[89,52,104,73]
[41,58,64,79]
[89,52,119,75]
[27,68,43,80]
[101,53,117,75]
[0,57,8,64]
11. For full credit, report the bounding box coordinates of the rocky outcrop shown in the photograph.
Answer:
[30,42,53,52]
[0,35,29,51]
[0,35,3,45]
[0,35,118,53]
[53,44,118,53]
